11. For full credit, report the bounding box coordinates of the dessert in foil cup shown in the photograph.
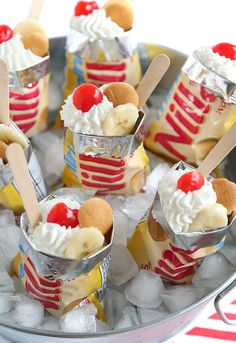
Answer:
[0,23,49,137]
[12,195,114,318]
[145,43,236,165]
[128,161,236,284]
[63,0,142,99]
[62,82,149,195]
[0,120,46,213]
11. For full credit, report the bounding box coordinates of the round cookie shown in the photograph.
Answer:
[104,0,134,31]
[14,19,47,38]
[22,32,48,57]
[78,198,113,235]
[103,82,139,107]
[212,178,236,214]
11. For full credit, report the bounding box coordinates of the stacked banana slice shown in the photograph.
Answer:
[0,124,27,164]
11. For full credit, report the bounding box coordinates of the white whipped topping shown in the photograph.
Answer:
[0,34,42,71]
[70,9,124,41]
[61,94,113,135]
[195,47,236,83]
[158,169,217,233]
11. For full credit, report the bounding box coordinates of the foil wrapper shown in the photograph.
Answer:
[72,111,145,158]
[19,195,114,280]
[151,161,235,250]
[67,29,136,61]
[182,52,236,104]
[9,56,49,89]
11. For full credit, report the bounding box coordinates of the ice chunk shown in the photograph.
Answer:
[53,187,96,203]
[60,304,97,333]
[220,244,236,266]
[0,293,13,314]
[12,295,44,328]
[95,319,110,332]
[137,307,169,324]
[104,288,130,328]
[108,244,138,286]
[124,270,164,308]
[192,253,235,289]
[0,225,20,270]
[114,306,139,330]
[0,210,15,227]
[0,335,13,342]
[160,285,206,312]
[40,317,60,331]
[0,269,15,293]
[113,210,128,246]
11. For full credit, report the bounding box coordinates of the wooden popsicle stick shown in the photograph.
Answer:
[0,59,9,125]
[136,54,170,109]
[6,143,41,229]
[28,0,45,20]
[197,122,236,176]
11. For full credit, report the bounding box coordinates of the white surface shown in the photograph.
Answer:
[1,0,235,54]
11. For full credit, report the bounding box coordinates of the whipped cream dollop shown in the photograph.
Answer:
[0,34,42,71]
[70,9,124,41]
[158,169,217,233]
[195,47,236,83]
[61,94,113,135]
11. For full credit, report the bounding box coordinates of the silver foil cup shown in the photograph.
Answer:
[182,52,236,104]
[151,161,235,250]
[9,56,49,89]
[19,195,114,280]
[71,110,145,158]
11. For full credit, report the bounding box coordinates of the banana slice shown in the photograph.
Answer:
[0,125,27,147]
[64,227,104,260]
[102,103,139,136]
[0,141,8,164]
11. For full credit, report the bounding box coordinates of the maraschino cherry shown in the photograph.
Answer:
[212,43,236,61]
[47,203,79,228]
[72,84,103,112]
[177,171,204,193]
[0,25,13,44]
[74,1,99,16]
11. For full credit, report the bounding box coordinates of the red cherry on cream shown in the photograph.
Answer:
[72,84,103,112]
[47,202,79,228]
[177,171,204,193]
[0,25,13,44]
[212,43,236,61]
[74,1,99,16]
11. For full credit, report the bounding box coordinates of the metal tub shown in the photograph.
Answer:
[0,38,235,343]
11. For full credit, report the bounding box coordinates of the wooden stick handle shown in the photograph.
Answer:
[0,59,9,125]
[6,143,41,229]
[28,0,45,20]
[136,54,170,109]
[197,122,236,176]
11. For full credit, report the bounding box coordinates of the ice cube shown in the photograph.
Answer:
[220,244,236,266]
[60,304,97,333]
[95,319,110,332]
[192,253,235,289]
[0,210,15,227]
[40,317,60,331]
[0,293,13,314]
[114,306,139,330]
[124,270,164,308]
[0,225,20,270]
[0,335,13,343]
[53,187,96,203]
[113,210,128,246]
[0,269,15,293]
[108,244,138,286]
[104,288,130,328]
[12,295,44,328]
[160,285,206,313]
[137,307,169,324]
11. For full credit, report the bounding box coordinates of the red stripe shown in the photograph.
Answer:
[91,173,125,183]
[24,265,61,294]
[34,297,59,310]
[18,121,35,133]
[80,163,125,175]
[170,243,198,255]
[10,99,39,111]
[79,154,125,167]
[27,258,62,287]
[86,62,126,71]
[155,265,195,280]
[25,281,60,302]
[82,179,125,190]
[158,259,196,274]
[10,88,39,100]
[178,82,208,112]
[11,110,38,121]
[231,299,236,305]
[87,73,126,83]
[187,327,236,341]
[210,313,236,320]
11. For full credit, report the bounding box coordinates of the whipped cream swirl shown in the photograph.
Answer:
[158,169,217,233]
[0,34,42,71]
[195,47,236,83]
[70,9,124,41]
[61,94,113,135]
